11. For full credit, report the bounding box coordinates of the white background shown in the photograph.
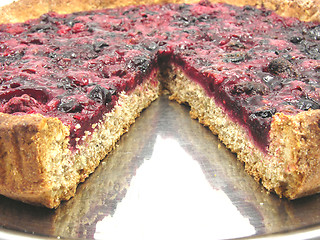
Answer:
[0,0,15,7]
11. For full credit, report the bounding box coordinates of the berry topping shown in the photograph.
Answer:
[267,58,297,76]
[306,25,320,40]
[231,82,268,95]
[0,2,319,151]
[251,108,276,119]
[88,84,113,105]
[290,36,304,44]
[58,98,83,113]
[223,51,249,63]
[1,94,42,114]
[297,97,320,111]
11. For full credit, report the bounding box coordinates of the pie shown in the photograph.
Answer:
[0,0,320,208]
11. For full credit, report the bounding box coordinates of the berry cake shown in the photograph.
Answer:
[0,0,320,208]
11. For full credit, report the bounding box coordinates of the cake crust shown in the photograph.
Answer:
[0,0,320,23]
[269,110,320,199]
[0,113,71,207]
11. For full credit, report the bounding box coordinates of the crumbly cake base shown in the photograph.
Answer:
[0,72,160,208]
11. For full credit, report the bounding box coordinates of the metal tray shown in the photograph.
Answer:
[1,96,320,240]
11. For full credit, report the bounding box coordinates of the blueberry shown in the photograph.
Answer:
[297,97,320,111]
[48,52,57,59]
[243,5,255,11]
[231,82,268,95]
[197,14,210,22]
[29,23,53,33]
[58,99,83,113]
[174,13,197,27]
[290,36,303,44]
[142,40,158,51]
[226,40,245,50]
[93,41,109,52]
[64,17,80,27]
[127,56,151,73]
[0,50,25,65]
[251,108,276,118]
[268,58,296,75]
[40,13,60,24]
[88,84,113,105]
[57,78,76,90]
[303,42,320,60]
[198,0,212,6]
[223,51,248,63]
[307,25,320,40]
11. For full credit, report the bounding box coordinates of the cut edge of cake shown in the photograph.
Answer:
[161,64,320,200]
[0,72,161,208]
[1,56,320,208]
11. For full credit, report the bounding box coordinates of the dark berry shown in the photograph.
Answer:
[0,50,25,65]
[251,108,276,118]
[174,14,197,27]
[226,40,246,50]
[48,52,57,59]
[28,23,53,33]
[297,97,320,111]
[223,51,248,63]
[88,84,113,105]
[93,41,109,52]
[127,56,152,73]
[57,78,76,90]
[243,5,255,11]
[58,98,83,113]
[142,40,158,51]
[231,82,268,95]
[290,36,303,44]
[268,57,297,75]
[303,42,320,60]
[64,17,81,27]
[307,25,320,40]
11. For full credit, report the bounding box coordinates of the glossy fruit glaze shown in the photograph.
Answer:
[0,1,319,150]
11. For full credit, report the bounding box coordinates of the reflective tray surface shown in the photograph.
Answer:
[1,96,320,240]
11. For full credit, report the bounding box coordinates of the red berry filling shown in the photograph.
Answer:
[0,2,319,151]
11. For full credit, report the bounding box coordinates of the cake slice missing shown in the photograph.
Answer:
[0,1,320,208]
[161,63,320,200]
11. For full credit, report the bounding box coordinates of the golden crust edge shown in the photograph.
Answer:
[0,73,160,208]
[0,113,71,208]
[269,110,320,199]
[0,0,319,24]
